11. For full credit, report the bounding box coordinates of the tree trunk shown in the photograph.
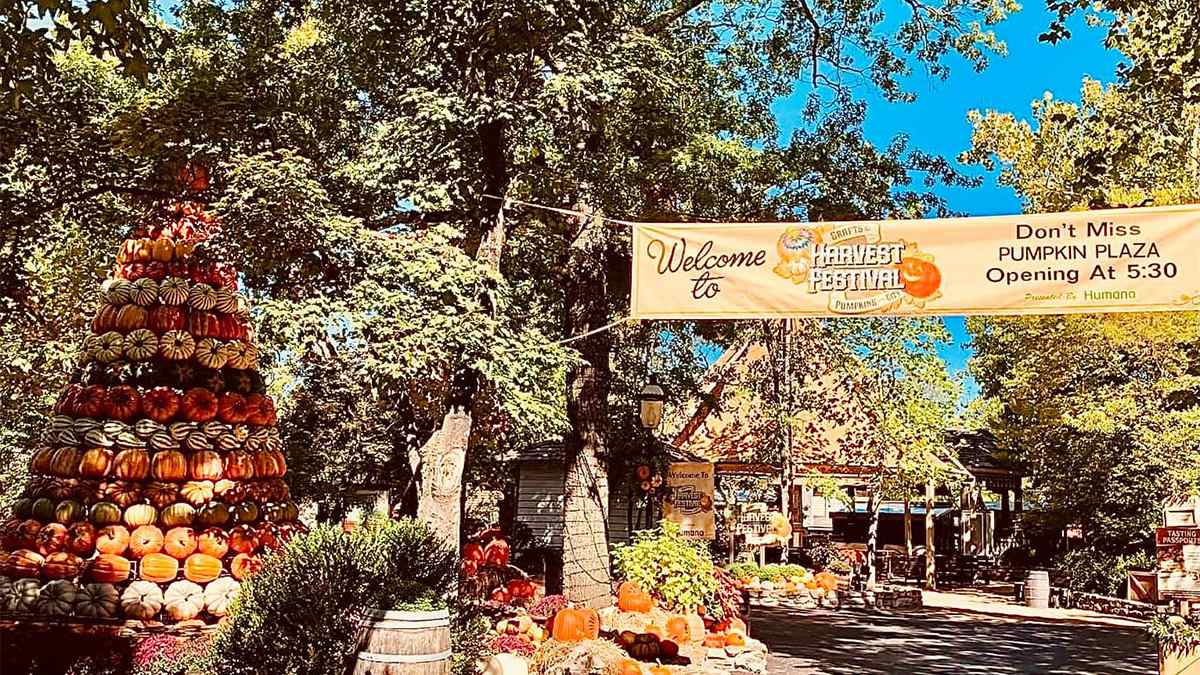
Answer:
[866,489,878,591]
[561,206,613,608]
[416,409,472,553]
[925,479,937,590]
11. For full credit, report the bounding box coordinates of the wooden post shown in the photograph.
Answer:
[925,479,937,590]
[416,411,472,554]
[780,319,793,559]
[904,495,913,556]
[866,489,879,591]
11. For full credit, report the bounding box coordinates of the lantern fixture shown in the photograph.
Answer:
[638,376,666,430]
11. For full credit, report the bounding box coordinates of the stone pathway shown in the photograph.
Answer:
[750,595,1157,674]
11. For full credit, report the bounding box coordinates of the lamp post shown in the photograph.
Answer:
[634,377,666,529]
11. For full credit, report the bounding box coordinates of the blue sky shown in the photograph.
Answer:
[774,4,1122,401]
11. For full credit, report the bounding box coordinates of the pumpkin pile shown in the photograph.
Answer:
[0,202,302,624]
[460,528,538,607]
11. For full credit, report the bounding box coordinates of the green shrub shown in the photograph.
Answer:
[723,562,811,582]
[1052,547,1153,596]
[202,516,460,675]
[612,521,718,613]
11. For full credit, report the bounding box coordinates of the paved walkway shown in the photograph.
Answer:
[751,589,1157,674]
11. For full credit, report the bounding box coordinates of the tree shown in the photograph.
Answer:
[962,0,1200,560]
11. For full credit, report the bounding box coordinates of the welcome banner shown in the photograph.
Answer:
[631,204,1200,319]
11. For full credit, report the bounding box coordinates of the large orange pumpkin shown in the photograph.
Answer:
[617,581,654,613]
[129,525,164,558]
[112,448,150,480]
[151,450,188,481]
[615,659,642,675]
[196,528,229,558]
[229,552,263,580]
[163,527,198,559]
[87,553,130,583]
[551,607,600,643]
[43,551,84,579]
[140,552,179,583]
[666,615,691,644]
[95,525,130,555]
[228,524,259,554]
[50,447,82,477]
[189,450,223,481]
[7,549,45,577]
[223,451,256,480]
[183,553,222,583]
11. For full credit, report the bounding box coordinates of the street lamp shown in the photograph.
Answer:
[638,376,666,430]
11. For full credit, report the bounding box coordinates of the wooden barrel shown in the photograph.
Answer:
[351,608,451,675]
[1025,570,1050,609]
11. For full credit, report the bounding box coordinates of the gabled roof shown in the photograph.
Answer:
[946,428,1022,475]
[670,340,895,473]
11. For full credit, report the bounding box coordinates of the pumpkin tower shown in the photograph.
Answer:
[0,202,300,623]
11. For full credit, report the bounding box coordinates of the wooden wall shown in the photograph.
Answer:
[516,462,633,549]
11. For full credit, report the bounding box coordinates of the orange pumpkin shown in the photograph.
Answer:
[183,553,222,583]
[615,659,642,675]
[724,632,746,647]
[43,551,84,579]
[228,524,259,554]
[230,552,263,580]
[129,525,164,558]
[79,447,114,478]
[702,634,726,648]
[163,527,198,559]
[151,450,188,481]
[88,553,131,583]
[189,450,223,481]
[140,552,179,583]
[50,447,82,477]
[95,525,130,555]
[649,667,671,675]
[196,528,229,558]
[730,617,747,634]
[551,607,600,643]
[112,449,150,480]
[617,581,654,613]
[665,615,691,644]
[223,451,256,480]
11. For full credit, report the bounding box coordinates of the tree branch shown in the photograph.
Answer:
[23,184,183,219]
[642,0,709,35]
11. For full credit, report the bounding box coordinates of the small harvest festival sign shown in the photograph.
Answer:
[631,204,1200,319]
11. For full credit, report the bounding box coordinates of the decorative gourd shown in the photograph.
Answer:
[164,579,205,620]
[87,553,131,583]
[257,522,281,551]
[148,304,187,332]
[62,522,96,558]
[37,523,69,555]
[8,549,46,578]
[104,480,142,508]
[183,553,221,583]
[665,615,691,644]
[144,481,180,509]
[107,386,143,421]
[32,497,57,522]
[30,446,55,474]
[228,524,259,554]
[92,303,120,332]
[112,448,150,480]
[160,330,195,361]
[189,450,223,481]
[123,503,158,528]
[196,527,230,558]
[189,283,218,311]
[37,579,80,615]
[551,607,600,642]
[151,450,188,481]
[152,237,175,262]
[701,633,725,648]
[617,581,654,613]
[615,659,642,675]
[723,632,746,647]
[75,583,121,619]
[129,523,165,558]
[79,447,114,479]
[94,331,124,362]
[95,525,130,555]
[181,480,215,507]
[181,388,219,422]
[115,303,149,331]
[195,501,230,527]
[7,578,41,611]
[43,552,84,580]
[124,329,159,361]
[158,277,189,305]
[160,502,196,528]
[203,577,240,617]
[230,501,258,524]
[163,527,198,560]
[194,338,228,369]
[229,552,263,580]
[224,451,256,480]
[216,392,250,424]
[121,580,164,619]
[54,499,86,525]
[139,552,179,583]
[130,278,158,306]
[50,447,82,477]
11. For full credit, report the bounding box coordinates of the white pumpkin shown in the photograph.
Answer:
[483,653,529,675]
[0,577,11,608]
[163,579,205,620]
[76,583,121,619]
[202,577,240,617]
[8,578,40,611]
[120,580,164,619]
[37,579,79,616]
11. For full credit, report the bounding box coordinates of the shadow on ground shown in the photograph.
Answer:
[753,605,1156,675]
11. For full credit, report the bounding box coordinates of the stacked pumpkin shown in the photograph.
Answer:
[0,202,302,624]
